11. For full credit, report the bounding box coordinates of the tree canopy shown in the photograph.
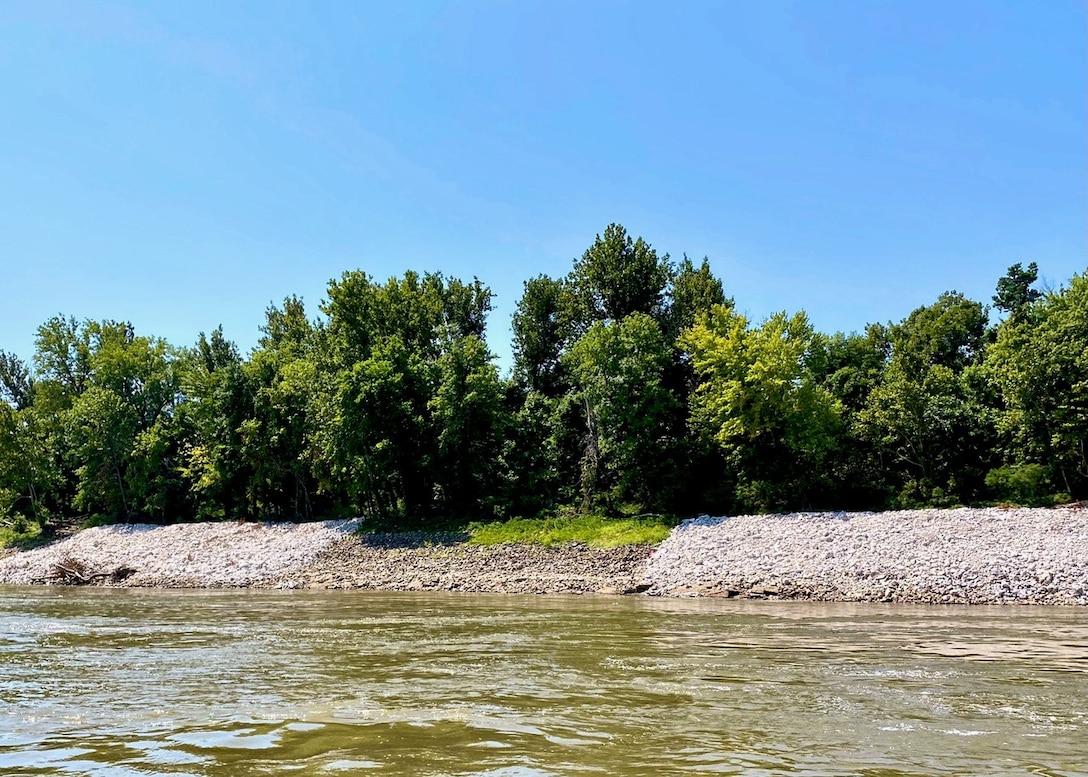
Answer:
[1,229,1082,535]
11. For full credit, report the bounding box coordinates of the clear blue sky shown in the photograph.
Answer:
[2,0,1084,371]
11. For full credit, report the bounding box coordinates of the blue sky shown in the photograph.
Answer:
[2,0,1084,371]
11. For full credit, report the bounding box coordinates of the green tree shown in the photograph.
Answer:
[0,351,33,410]
[496,388,567,518]
[889,292,988,373]
[986,275,1088,497]
[431,334,507,517]
[809,325,890,413]
[316,270,505,523]
[66,386,138,519]
[993,262,1042,319]
[85,321,177,432]
[665,255,728,341]
[511,227,731,516]
[60,322,181,520]
[32,315,93,412]
[0,403,61,530]
[682,306,841,511]
[858,293,994,505]
[806,326,892,507]
[178,327,255,520]
[238,298,323,519]
[567,223,673,331]
[126,411,194,523]
[511,275,572,397]
[564,314,680,511]
[13,318,184,522]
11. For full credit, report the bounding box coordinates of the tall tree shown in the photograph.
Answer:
[241,298,322,519]
[564,314,680,511]
[665,255,728,341]
[32,315,93,412]
[858,293,994,505]
[511,275,571,397]
[809,325,890,413]
[431,334,507,517]
[66,386,139,520]
[179,328,254,520]
[567,223,673,331]
[993,262,1042,319]
[317,270,505,523]
[806,326,892,507]
[0,351,33,410]
[0,403,60,529]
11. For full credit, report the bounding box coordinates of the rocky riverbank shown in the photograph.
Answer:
[646,506,1088,605]
[0,520,359,588]
[0,521,652,595]
[1,507,1086,604]
[288,533,653,594]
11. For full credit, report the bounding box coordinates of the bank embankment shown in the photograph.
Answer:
[0,507,1086,603]
[292,533,653,594]
[0,520,652,594]
[646,506,1088,605]
[0,520,358,588]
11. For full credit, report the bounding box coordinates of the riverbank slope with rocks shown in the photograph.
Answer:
[0,520,360,588]
[1,507,1085,604]
[646,506,1088,605]
[294,533,653,595]
[0,520,651,594]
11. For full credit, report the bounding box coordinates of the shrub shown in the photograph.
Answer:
[985,464,1050,505]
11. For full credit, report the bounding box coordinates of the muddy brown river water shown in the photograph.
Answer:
[1,587,1085,775]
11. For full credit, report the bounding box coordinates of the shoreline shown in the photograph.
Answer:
[1,506,1086,604]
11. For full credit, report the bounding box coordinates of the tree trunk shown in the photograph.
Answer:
[581,396,601,512]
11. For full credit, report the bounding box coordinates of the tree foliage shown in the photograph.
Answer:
[568,223,672,330]
[986,275,1088,495]
[857,293,995,505]
[565,314,680,511]
[682,306,841,510]
[993,262,1042,318]
[512,275,570,397]
[1,228,1082,536]
[316,270,505,522]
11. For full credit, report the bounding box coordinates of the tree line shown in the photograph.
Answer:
[2,224,1085,534]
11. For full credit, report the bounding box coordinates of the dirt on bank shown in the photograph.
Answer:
[283,533,653,594]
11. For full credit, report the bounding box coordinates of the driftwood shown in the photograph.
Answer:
[32,556,137,585]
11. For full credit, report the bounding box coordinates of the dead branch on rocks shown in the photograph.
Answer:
[32,556,137,585]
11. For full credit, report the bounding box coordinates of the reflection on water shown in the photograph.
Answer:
[1,587,1085,776]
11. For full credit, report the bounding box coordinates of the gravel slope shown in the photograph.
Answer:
[0,520,358,587]
[646,506,1088,604]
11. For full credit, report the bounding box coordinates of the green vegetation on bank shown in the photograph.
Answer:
[0,521,43,551]
[1,225,1086,543]
[467,512,676,548]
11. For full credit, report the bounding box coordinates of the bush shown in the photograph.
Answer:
[985,464,1050,505]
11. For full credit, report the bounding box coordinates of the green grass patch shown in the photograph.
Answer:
[0,521,44,551]
[466,513,677,548]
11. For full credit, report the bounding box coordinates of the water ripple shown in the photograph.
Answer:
[1,588,1085,776]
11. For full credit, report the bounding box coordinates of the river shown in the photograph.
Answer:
[1,587,1085,776]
